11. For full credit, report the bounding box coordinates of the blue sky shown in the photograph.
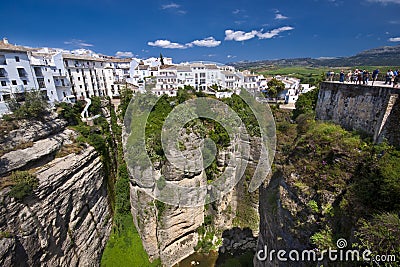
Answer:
[1,0,400,63]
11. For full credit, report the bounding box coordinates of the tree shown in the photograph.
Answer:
[6,89,49,120]
[293,88,320,119]
[159,53,165,66]
[118,86,133,119]
[266,78,285,99]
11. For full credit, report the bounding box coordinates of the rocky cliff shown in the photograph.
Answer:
[129,127,260,266]
[254,107,400,266]
[0,115,111,266]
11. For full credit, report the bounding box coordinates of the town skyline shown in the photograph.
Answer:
[2,0,400,63]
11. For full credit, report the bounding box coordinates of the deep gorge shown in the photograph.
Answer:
[0,84,399,267]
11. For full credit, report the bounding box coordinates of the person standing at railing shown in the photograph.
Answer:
[357,70,363,85]
[391,70,397,86]
[346,70,352,83]
[393,72,400,88]
[372,68,379,86]
[363,70,370,85]
[339,70,345,83]
[352,69,358,83]
[384,69,393,85]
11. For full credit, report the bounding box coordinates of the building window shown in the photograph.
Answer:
[37,78,45,88]
[34,67,43,77]
[76,69,79,73]
[23,80,27,85]
[0,68,6,77]
[0,55,6,65]
[1,81,6,86]
[15,56,20,62]
[78,77,81,81]
[17,68,26,77]
[80,85,83,89]
[12,80,17,85]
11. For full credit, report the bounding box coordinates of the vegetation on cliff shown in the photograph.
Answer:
[271,93,400,263]
[100,89,161,267]
[7,171,39,201]
[4,89,50,120]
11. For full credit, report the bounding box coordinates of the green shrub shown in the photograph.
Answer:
[308,200,319,213]
[89,96,102,116]
[310,227,333,250]
[155,200,166,220]
[57,101,85,126]
[293,88,319,119]
[6,90,50,120]
[8,171,39,201]
[355,213,400,260]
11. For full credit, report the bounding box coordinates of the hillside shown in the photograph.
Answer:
[230,45,400,70]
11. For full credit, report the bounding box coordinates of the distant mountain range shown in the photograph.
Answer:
[229,45,400,69]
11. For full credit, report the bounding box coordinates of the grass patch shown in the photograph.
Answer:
[0,141,34,157]
[7,171,39,201]
[101,213,161,267]
[55,142,85,158]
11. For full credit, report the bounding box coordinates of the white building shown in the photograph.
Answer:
[63,53,117,99]
[156,66,178,93]
[154,62,244,94]
[29,50,72,103]
[0,38,48,114]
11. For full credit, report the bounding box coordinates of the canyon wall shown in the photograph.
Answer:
[0,115,111,266]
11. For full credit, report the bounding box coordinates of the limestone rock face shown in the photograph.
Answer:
[0,115,111,266]
[129,128,261,266]
[0,129,75,176]
[254,174,311,267]
[0,114,68,151]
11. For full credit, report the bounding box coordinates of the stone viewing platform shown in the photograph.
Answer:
[316,82,400,148]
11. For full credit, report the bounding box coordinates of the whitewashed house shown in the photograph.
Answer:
[0,38,40,114]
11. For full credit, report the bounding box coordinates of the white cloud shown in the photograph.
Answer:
[256,26,294,39]
[116,51,134,57]
[148,37,221,49]
[275,13,288,20]
[227,55,237,59]
[161,3,180,9]
[225,27,294,42]
[64,39,93,47]
[148,39,188,49]
[190,37,221,47]
[389,37,400,42]
[232,9,243,14]
[225,30,259,41]
[367,0,400,4]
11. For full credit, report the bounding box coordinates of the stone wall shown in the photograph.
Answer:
[316,82,400,147]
